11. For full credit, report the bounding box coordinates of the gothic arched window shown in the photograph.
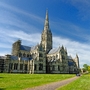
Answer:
[14,63,18,70]
[19,52,22,57]
[27,54,29,57]
[39,64,43,70]
[23,53,26,57]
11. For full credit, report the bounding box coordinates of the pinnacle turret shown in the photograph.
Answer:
[44,10,49,31]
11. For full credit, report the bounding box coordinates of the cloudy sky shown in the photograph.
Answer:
[0,0,90,68]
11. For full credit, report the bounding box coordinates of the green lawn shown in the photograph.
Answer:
[57,74,90,90]
[0,73,75,90]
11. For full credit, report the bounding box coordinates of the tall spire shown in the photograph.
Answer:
[41,10,52,53]
[44,10,49,31]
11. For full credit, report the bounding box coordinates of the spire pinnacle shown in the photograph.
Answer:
[76,54,78,58]
[46,10,48,20]
[44,10,49,31]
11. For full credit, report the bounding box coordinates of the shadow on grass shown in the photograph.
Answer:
[0,88,6,90]
[0,77,4,78]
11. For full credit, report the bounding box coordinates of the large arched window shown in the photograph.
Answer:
[14,63,18,70]
[19,52,22,57]
[58,65,60,71]
[27,54,29,57]
[23,53,26,57]
[34,64,37,70]
[25,64,27,70]
[39,64,43,70]
[20,64,23,70]
[52,65,55,71]
[9,63,13,70]
[39,53,43,57]
[62,55,65,59]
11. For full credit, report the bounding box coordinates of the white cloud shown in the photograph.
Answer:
[0,29,41,45]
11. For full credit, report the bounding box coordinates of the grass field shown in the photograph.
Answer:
[0,73,75,90]
[57,74,90,90]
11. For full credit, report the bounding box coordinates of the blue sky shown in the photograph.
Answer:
[0,0,90,68]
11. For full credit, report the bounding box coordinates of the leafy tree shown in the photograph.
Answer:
[88,66,90,72]
[82,68,87,72]
[83,64,89,71]
[82,64,90,73]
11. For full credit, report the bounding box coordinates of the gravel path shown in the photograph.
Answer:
[25,76,79,90]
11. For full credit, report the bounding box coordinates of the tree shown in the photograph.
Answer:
[88,66,90,72]
[82,68,87,72]
[83,64,89,71]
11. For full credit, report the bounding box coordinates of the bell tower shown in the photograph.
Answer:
[41,11,52,53]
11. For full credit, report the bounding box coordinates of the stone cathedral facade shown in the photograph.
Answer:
[0,11,80,74]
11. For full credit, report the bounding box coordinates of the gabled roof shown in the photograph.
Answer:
[67,56,72,59]
[21,57,32,61]
[48,47,61,54]
[11,56,18,60]
[20,45,31,51]
[31,46,36,51]
[30,44,39,51]
[0,56,6,59]
[10,55,32,61]
[68,61,74,66]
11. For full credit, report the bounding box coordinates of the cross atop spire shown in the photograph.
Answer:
[44,10,49,31]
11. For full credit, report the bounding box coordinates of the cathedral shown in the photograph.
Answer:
[0,11,80,74]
